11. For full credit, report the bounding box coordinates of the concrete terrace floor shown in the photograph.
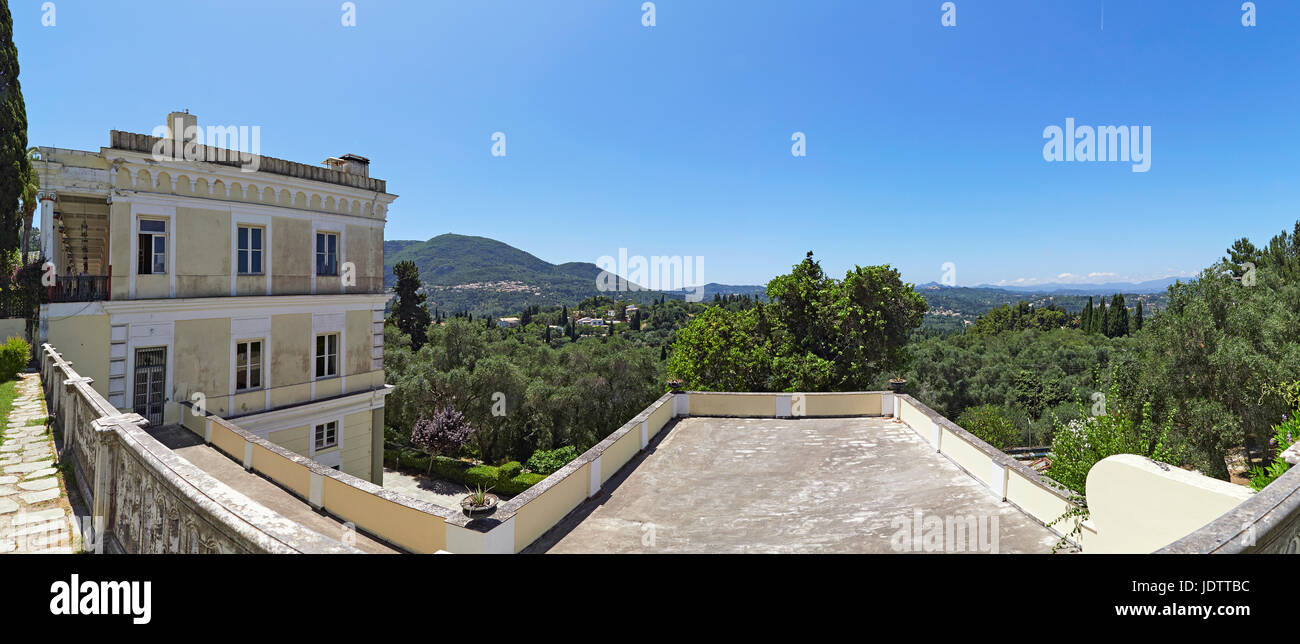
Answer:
[146,425,398,554]
[530,416,1062,554]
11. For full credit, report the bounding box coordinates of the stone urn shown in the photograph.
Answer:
[888,378,906,394]
[461,492,499,518]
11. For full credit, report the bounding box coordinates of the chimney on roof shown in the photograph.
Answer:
[325,153,370,177]
[165,110,198,156]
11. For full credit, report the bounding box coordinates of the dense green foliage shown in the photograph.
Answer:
[0,1,27,257]
[524,445,580,476]
[384,317,662,465]
[1044,385,1177,495]
[955,405,1018,450]
[668,253,926,391]
[902,327,1133,446]
[0,335,28,381]
[390,260,432,350]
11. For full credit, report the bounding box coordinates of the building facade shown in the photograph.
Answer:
[34,112,394,483]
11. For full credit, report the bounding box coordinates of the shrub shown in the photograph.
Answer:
[1248,411,1297,491]
[410,407,475,472]
[497,472,546,495]
[497,461,523,482]
[956,404,1019,451]
[0,336,29,381]
[464,465,498,489]
[525,445,579,476]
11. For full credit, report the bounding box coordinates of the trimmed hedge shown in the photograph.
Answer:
[385,450,545,495]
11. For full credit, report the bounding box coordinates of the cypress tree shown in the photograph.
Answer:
[1134,300,1144,332]
[1111,294,1129,337]
[0,1,29,261]
[391,261,431,350]
[1096,297,1108,336]
[1082,297,1094,333]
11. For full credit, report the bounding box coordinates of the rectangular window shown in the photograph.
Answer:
[314,421,338,451]
[137,219,167,275]
[237,226,264,275]
[315,333,338,378]
[316,232,338,276]
[235,340,262,391]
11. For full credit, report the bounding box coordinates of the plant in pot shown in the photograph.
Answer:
[667,378,684,393]
[888,376,907,394]
[461,484,499,518]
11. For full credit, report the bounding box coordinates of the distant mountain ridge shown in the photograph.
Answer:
[969,276,1183,294]
[383,234,1171,321]
[384,234,768,317]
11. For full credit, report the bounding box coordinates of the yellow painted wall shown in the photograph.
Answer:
[899,399,932,442]
[268,425,309,455]
[345,310,372,388]
[252,444,311,498]
[175,206,230,297]
[1006,470,1076,539]
[270,313,310,392]
[231,390,266,416]
[271,216,311,294]
[209,420,245,461]
[321,476,446,553]
[514,462,591,552]
[341,410,372,480]
[345,223,384,293]
[803,393,879,416]
[601,425,641,483]
[109,202,131,299]
[939,427,993,486]
[689,392,776,417]
[647,398,673,438]
[173,318,231,415]
[1085,454,1252,553]
[48,313,110,399]
[315,377,341,399]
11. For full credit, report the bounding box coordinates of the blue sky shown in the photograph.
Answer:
[15,0,1300,287]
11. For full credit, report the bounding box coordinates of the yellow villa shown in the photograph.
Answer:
[32,112,394,484]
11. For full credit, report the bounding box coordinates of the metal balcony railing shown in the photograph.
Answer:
[50,275,110,302]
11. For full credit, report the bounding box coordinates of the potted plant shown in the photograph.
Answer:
[461,484,499,518]
[667,378,684,393]
[888,376,907,394]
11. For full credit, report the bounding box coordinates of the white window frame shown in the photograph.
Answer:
[234,339,264,392]
[313,420,338,451]
[314,332,339,380]
[138,217,168,275]
[315,231,339,276]
[237,225,265,275]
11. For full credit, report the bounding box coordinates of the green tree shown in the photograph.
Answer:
[1133,299,1144,332]
[956,404,1018,450]
[390,260,432,350]
[0,1,28,260]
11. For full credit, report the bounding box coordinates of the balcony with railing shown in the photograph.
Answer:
[49,273,111,303]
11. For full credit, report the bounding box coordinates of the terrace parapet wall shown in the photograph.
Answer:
[40,343,358,554]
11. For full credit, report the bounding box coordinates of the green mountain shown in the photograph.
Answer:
[384,234,654,317]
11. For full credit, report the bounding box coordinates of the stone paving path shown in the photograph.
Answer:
[0,372,78,554]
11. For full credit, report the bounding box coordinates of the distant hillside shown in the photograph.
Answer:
[917,283,1168,332]
[384,234,667,317]
[974,276,1183,294]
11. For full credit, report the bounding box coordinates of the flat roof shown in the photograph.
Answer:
[529,416,1063,553]
[146,425,398,554]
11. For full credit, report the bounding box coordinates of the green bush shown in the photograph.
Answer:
[464,465,498,488]
[389,450,546,496]
[956,404,1019,451]
[497,472,546,495]
[497,461,523,482]
[0,336,29,381]
[525,445,579,476]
